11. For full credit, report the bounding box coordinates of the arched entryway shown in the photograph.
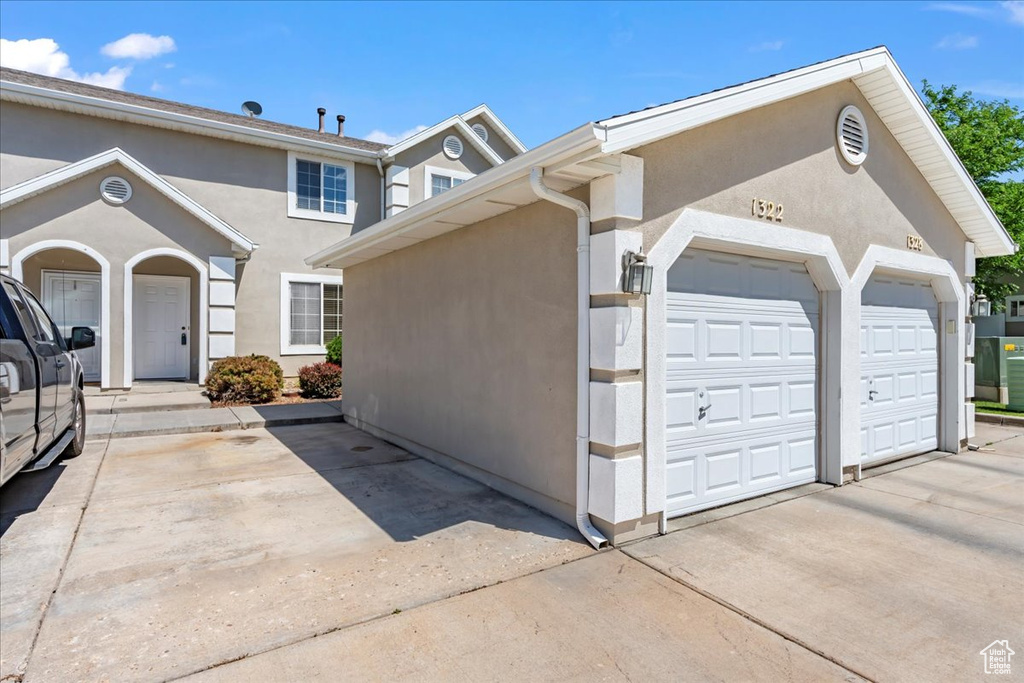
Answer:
[124,248,209,388]
[12,240,111,388]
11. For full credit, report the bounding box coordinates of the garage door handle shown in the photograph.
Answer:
[868,390,878,399]
[698,404,712,417]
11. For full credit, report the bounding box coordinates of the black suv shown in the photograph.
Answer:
[1,273,95,486]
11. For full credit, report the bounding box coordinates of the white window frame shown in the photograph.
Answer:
[280,272,344,355]
[1006,295,1024,321]
[424,165,474,200]
[287,151,355,224]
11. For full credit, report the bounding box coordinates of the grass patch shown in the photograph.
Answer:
[974,400,1024,418]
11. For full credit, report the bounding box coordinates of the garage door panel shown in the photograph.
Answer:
[861,274,939,465]
[664,249,819,517]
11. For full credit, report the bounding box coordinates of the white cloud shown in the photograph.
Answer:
[927,2,990,17]
[750,40,784,52]
[150,81,166,93]
[0,38,132,89]
[364,125,429,145]
[935,33,979,49]
[1004,1,1024,24]
[100,33,176,60]
[968,81,1024,99]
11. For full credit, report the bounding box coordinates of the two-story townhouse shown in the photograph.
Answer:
[0,67,525,389]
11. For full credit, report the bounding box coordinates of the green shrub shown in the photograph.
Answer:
[325,334,343,366]
[298,362,343,398]
[206,354,283,404]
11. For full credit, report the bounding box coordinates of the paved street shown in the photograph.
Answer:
[2,422,1021,682]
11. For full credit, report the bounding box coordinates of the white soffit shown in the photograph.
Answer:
[0,147,257,255]
[308,47,1013,270]
[597,46,1013,258]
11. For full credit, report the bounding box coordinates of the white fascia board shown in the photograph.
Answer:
[306,124,603,268]
[461,104,529,154]
[0,147,257,255]
[0,81,378,164]
[384,116,504,167]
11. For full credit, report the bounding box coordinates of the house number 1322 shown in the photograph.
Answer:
[752,198,783,222]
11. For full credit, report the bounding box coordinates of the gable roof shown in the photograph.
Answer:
[0,67,386,160]
[385,112,505,166]
[0,147,257,255]
[460,104,528,155]
[308,46,1014,270]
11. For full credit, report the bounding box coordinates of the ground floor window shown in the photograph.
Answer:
[280,273,343,355]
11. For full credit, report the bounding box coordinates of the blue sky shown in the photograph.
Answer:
[1,1,1022,147]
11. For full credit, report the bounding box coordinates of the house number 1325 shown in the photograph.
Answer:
[752,198,783,222]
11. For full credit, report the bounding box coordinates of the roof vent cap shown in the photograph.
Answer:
[100,176,132,204]
[837,105,868,166]
[443,134,464,159]
[471,123,488,142]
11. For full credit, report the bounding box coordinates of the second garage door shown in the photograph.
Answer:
[664,250,819,517]
[860,274,939,465]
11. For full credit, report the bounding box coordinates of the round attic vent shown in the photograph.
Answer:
[443,134,464,159]
[99,176,132,204]
[471,123,488,142]
[837,105,868,166]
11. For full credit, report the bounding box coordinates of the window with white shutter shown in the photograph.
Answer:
[280,274,344,354]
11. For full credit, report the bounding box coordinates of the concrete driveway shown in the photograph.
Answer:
[2,421,1021,682]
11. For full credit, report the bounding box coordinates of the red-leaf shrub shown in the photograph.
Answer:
[206,354,283,404]
[298,362,343,398]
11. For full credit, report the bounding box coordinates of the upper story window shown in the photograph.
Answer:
[287,151,355,224]
[425,165,474,199]
[1006,296,1024,322]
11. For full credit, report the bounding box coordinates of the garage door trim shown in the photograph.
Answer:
[645,209,849,519]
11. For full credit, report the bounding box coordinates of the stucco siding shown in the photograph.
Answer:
[393,130,495,206]
[463,115,519,161]
[343,199,579,521]
[0,101,368,376]
[634,80,967,279]
[3,167,233,386]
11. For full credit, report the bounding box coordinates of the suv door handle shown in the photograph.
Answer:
[55,359,66,370]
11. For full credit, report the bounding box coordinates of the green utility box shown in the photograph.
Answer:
[1009,358,1024,411]
[974,337,1024,404]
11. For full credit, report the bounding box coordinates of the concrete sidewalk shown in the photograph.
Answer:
[86,401,346,440]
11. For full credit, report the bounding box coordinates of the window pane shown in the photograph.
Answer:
[431,174,452,197]
[296,160,321,211]
[323,284,343,344]
[289,282,321,346]
[452,177,465,187]
[323,164,347,214]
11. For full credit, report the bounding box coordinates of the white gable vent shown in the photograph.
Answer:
[99,176,132,204]
[443,134,464,159]
[471,123,488,142]
[836,105,868,166]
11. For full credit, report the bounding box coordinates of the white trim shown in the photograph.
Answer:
[279,272,344,356]
[385,116,505,167]
[0,79,380,163]
[41,269,104,382]
[0,148,257,255]
[286,151,355,224]
[124,248,209,388]
[461,104,528,154]
[132,273,191,380]
[848,246,965,466]
[0,239,8,270]
[423,165,475,200]
[11,240,111,389]
[644,209,849,517]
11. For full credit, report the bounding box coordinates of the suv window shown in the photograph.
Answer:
[3,281,38,339]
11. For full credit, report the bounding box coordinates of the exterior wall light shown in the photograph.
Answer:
[623,250,653,295]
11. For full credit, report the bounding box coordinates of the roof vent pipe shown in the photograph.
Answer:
[317,107,326,133]
[337,114,346,137]
[529,166,609,551]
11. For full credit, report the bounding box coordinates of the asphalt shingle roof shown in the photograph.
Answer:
[0,67,388,153]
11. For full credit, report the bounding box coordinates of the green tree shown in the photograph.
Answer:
[922,81,1024,309]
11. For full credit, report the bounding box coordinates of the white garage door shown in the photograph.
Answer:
[860,275,939,465]
[665,250,819,517]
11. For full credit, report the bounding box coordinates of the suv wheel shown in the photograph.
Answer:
[64,389,86,458]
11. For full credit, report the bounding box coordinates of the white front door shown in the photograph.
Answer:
[134,274,190,380]
[860,274,939,465]
[43,270,102,382]
[664,250,819,517]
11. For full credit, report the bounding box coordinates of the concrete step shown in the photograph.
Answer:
[86,391,211,415]
[86,401,345,440]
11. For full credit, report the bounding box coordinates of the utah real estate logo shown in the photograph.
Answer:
[980,640,1014,675]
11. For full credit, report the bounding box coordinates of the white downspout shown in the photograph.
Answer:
[375,154,386,221]
[530,167,608,549]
